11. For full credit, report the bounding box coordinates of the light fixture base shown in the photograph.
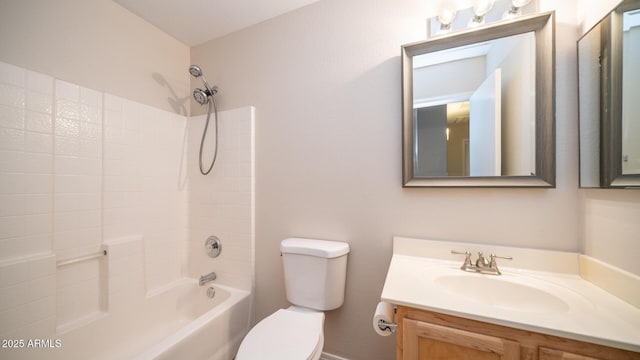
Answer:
[427,0,538,38]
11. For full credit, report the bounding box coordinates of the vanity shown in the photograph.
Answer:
[387,0,640,357]
[381,237,640,359]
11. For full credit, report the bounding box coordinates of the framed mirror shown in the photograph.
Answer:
[402,12,555,187]
[578,0,640,188]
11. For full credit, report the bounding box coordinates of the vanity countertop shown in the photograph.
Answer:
[381,237,640,353]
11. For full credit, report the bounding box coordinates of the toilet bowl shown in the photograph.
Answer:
[235,307,324,360]
[235,238,349,360]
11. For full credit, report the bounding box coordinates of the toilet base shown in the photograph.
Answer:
[235,306,325,360]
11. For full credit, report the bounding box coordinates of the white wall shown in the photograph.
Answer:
[0,0,190,116]
[413,56,486,101]
[486,33,536,176]
[577,0,620,32]
[192,0,582,358]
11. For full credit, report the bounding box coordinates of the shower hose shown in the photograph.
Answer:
[199,95,218,175]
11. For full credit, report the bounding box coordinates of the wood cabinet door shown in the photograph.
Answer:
[539,347,602,360]
[402,318,520,360]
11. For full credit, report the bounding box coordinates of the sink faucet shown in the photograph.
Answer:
[476,252,491,269]
[451,251,512,275]
[199,271,217,286]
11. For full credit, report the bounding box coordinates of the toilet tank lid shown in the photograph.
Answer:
[281,238,350,258]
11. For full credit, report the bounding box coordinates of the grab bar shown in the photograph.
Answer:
[56,250,107,267]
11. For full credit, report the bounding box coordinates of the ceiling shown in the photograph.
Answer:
[114,0,322,46]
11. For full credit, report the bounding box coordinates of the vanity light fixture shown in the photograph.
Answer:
[504,0,533,19]
[470,0,495,26]
[437,4,457,34]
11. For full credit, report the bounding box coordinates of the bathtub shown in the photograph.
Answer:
[136,283,252,360]
[32,281,251,360]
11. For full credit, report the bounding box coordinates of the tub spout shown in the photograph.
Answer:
[199,271,217,286]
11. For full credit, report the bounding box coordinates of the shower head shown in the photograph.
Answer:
[189,64,218,106]
[189,65,203,78]
[193,88,209,105]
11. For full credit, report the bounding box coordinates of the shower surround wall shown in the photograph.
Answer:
[187,109,255,291]
[0,60,254,354]
[0,59,187,335]
[102,93,188,294]
[0,63,57,338]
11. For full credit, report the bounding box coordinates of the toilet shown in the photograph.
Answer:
[235,238,350,360]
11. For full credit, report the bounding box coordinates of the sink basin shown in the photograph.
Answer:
[434,274,571,313]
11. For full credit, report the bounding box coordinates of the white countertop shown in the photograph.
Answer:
[381,237,640,352]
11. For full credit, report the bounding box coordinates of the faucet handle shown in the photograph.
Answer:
[451,250,470,255]
[489,254,512,273]
[490,254,513,262]
[451,250,473,268]
[451,250,471,259]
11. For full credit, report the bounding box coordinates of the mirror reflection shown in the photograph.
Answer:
[415,100,470,176]
[402,11,555,187]
[622,8,640,175]
[578,0,640,188]
[413,32,536,178]
[577,18,602,187]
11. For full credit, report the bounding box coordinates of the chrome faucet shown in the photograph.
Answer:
[199,271,217,286]
[451,251,512,275]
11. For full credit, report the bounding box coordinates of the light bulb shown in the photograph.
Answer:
[437,4,457,33]
[512,0,532,7]
[470,0,494,26]
[474,0,494,16]
[504,0,533,19]
[438,7,456,25]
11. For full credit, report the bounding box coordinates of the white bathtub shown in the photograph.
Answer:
[34,281,251,360]
[136,283,252,360]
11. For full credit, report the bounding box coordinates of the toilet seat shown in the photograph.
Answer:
[235,307,325,360]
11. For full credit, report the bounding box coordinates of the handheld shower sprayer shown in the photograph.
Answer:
[189,64,219,175]
[189,64,217,105]
[188,64,203,77]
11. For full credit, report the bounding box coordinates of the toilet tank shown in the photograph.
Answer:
[280,238,350,311]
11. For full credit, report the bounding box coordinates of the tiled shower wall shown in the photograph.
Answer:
[187,108,255,292]
[1,60,254,343]
[0,62,57,338]
[0,60,190,337]
[102,94,188,293]
[0,62,54,259]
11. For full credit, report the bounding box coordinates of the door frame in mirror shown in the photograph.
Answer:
[402,12,556,187]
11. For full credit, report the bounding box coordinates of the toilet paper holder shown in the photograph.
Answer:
[377,319,397,333]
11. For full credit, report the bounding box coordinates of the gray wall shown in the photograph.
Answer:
[415,105,447,176]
